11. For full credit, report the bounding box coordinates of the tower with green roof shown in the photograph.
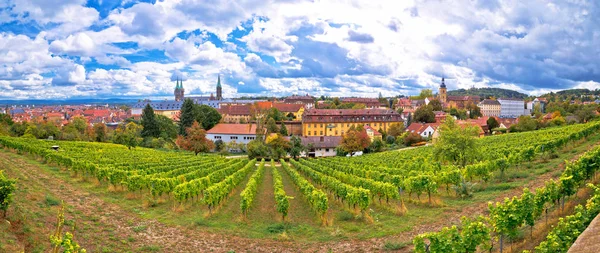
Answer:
[174,77,185,101]
[216,75,222,100]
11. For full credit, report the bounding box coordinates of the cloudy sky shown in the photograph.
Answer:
[0,0,598,100]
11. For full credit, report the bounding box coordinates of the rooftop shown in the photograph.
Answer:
[207,124,258,135]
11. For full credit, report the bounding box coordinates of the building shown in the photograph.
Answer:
[498,98,527,118]
[302,108,403,137]
[478,99,501,117]
[433,78,480,109]
[526,98,547,114]
[132,101,183,120]
[300,136,341,157]
[341,98,382,109]
[407,122,440,138]
[132,76,227,119]
[206,124,260,147]
[218,104,252,123]
[364,125,382,141]
[284,95,314,109]
[396,98,412,111]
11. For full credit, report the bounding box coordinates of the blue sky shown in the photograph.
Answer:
[0,0,598,100]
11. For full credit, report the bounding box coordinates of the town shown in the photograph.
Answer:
[1,76,599,158]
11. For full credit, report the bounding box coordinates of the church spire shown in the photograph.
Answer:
[217,75,221,88]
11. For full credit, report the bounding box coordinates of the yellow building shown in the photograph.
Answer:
[218,104,252,123]
[274,103,305,121]
[478,99,501,117]
[302,109,404,137]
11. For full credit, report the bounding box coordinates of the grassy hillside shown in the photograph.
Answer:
[447,87,528,99]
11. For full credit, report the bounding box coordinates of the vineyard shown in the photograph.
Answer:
[1,121,600,251]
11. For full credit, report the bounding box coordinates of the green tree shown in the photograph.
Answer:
[156,115,178,140]
[514,116,539,132]
[176,121,215,155]
[0,113,13,126]
[193,104,222,130]
[413,89,433,99]
[10,122,27,136]
[467,103,482,119]
[247,139,269,159]
[0,170,16,217]
[266,133,290,159]
[279,122,289,136]
[266,107,284,121]
[266,118,279,134]
[429,99,443,111]
[71,117,87,134]
[433,116,480,167]
[141,104,160,138]
[486,117,499,134]
[575,106,596,123]
[288,135,305,159]
[368,138,384,153]
[414,105,436,123]
[93,123,107,142]
[387,122,405,137]
[113,122,143,150]
[179,99,196,135]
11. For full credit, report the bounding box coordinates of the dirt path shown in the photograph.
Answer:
[247,165,277,221]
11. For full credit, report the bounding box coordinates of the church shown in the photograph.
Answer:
[433,78,480,109]
[131,75,226,120]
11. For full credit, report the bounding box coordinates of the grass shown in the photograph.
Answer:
[1,132,599,248]
[383,240,409,251]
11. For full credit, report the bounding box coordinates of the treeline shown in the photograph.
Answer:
[447,87,528,99]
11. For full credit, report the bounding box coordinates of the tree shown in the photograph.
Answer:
[0,113,13,126]
[176,121,214,155]
[340,129,370,156]
[266,107,284,121]
[10,122,27,136]
[429,99,443,111]
[156,115,178,140]
[403,132,423,146]
[265,133,290,159]
[417,89,433,99]
[194,104,222,130]
[247,139,269,159]
[449,107,468,120]
[387,122,405,137]
[575,106,596,123]
[179,99,195,135]
[433,116,480,167]
[113,122,143,150]
[71,117,87,134]
[351,103,366,109]
[467,103,482,119]
[0,170,16,217]
[279,123,289,136]
[486,117,499,134]
[414,105,436,123]
[514,116,539,132]
[368,138,384,153]
[93,123,107,142]
[288,135,305,159]
[266,118,279,134]
[141,104,160,138]
[214,139,225,152]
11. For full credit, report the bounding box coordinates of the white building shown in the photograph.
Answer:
[300,136,341,157]
[498,98,527,118]
[206,124,260,151]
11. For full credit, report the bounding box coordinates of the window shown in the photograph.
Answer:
[320,131,323,135]
[325,148,330,152]
[230,136,238,140]
[313,131,317,135]
[215,136,222,139]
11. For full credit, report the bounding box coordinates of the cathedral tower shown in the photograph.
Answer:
[216,75,222,100]
[439,77,447,104]
[174,78,185,101]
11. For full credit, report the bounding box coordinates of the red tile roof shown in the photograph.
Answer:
[207,124,258,135]
[219,105,251,115]
[406,122,441,135]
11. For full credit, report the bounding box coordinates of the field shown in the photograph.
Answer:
[1,121,600,252]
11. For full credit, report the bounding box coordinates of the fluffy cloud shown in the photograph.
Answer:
[0,0,599,99]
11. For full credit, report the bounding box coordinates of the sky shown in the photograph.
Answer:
[0,0,599,100]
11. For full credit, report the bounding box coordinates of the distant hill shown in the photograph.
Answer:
[447,88,529,99]
[551,89,600,96]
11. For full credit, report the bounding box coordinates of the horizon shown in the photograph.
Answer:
[1,1,599,100]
